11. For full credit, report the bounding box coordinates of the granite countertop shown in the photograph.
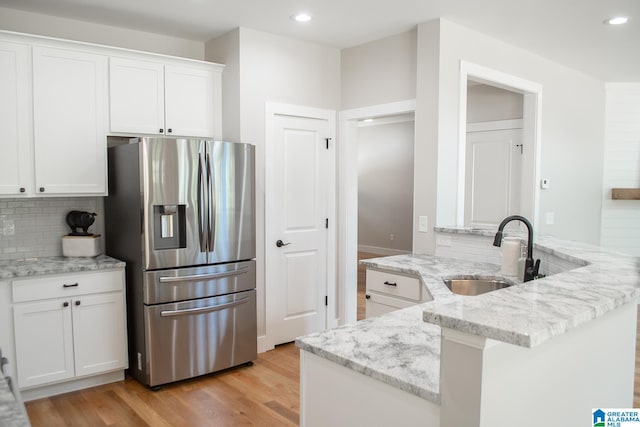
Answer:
[296,255,513,404]
[0,376,30,427]
[422,232,640,347]
[296,234,640,404]
[0,255,125,279]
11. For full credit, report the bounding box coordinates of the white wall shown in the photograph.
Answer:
[466,84,523,123]
[0,6,204,59]
[358,119,414,253]
[414,19,605,254]
[205,28,341,348]
[205,29,241,142]
[600,83,640,256]
[413,20,442,255]
[341,30,416,110]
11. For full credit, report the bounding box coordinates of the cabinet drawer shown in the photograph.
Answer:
[12,269,123,303]
[366,269,422,301]
[365,292,415,319]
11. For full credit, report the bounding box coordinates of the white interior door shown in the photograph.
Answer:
[267,114,332,346]
[464,128,522,227]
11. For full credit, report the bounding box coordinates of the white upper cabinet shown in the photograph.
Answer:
[109,57,165,135]
[164,65,216,138]
[109,58,217,138]
[0,31,223,198]
[32,46,108,195]
[0,41,32,196]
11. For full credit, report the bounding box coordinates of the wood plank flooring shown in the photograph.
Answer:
[24,264,640,425]
[25,343,299,427]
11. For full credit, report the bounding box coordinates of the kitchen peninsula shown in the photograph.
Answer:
[296,230,640,427]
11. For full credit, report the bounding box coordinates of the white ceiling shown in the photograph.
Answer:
[0,0,638,81]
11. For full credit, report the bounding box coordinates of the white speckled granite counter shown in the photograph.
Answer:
[296,234,640,404]
[0,377,29,427]
[0,255,125,279]
[297,255,511,403]
[423,232,640,347]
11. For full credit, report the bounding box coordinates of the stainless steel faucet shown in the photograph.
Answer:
[493,215,540,282]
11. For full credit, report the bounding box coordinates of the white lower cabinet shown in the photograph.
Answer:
[365,268,431,318]
[12,269,127,390]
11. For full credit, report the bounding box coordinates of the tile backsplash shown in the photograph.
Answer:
[0,197,105,260]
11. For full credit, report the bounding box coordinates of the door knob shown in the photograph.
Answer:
[276,240,291,248]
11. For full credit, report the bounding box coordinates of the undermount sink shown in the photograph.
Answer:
[443,277,513,296]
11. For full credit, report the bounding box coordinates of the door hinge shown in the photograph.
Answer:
[325,296,328,306]
[325,138,332,150]
[325,218,329,229]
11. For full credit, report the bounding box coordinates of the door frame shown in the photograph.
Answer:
[264,102,336,350]
[337,99,416,325]
[457,61,543,231]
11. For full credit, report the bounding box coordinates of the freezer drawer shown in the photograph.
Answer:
[143,260,255,305]
[143,289,256,386]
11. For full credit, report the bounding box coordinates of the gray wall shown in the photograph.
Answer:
[414,19,605,254]
[341,30,416,110]
[467,84,523,123]
[358,119,414,253]
[0,6,204,59]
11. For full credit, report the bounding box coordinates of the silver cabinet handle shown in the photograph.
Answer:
[159,267,249,283]
[160,297,249,317]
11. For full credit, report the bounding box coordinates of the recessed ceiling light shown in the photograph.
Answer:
[291,13,312,23]
[604,16,630,25]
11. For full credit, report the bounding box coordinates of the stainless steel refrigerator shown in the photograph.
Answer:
[105,137,256,387]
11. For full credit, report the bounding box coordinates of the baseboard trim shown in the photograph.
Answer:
[21,370,125,401]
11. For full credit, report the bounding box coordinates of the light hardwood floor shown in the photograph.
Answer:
[25,273,640,425]
[25,343,299,427]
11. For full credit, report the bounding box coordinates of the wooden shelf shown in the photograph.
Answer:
[611,188,640,200]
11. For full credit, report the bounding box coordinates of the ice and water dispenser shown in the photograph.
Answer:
[153,205,187,250]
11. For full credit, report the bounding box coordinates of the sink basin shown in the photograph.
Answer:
[443,277,512,296]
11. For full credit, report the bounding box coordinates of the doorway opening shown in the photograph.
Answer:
[338,100,416,324]
[464,81,524,227]
[457,61,542,231]
[356,113,415,319]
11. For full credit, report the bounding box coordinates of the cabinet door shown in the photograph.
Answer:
[13,299,74,388]
[164,65,215,138]
[32,46,108,195]
[0,41,31,196]
[72,292,127,377]
[109,57,165,135]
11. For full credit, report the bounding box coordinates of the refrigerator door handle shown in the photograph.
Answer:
[160,297,250,317]
[198,152,207,252]
[206,152,216,252]
[158,266,250,283]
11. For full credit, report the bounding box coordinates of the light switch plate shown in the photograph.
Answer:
[546,212,555,225]
[418,216,428,233]
[541,178,550,189]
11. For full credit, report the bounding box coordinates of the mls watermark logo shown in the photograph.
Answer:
[593,408,640,426]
